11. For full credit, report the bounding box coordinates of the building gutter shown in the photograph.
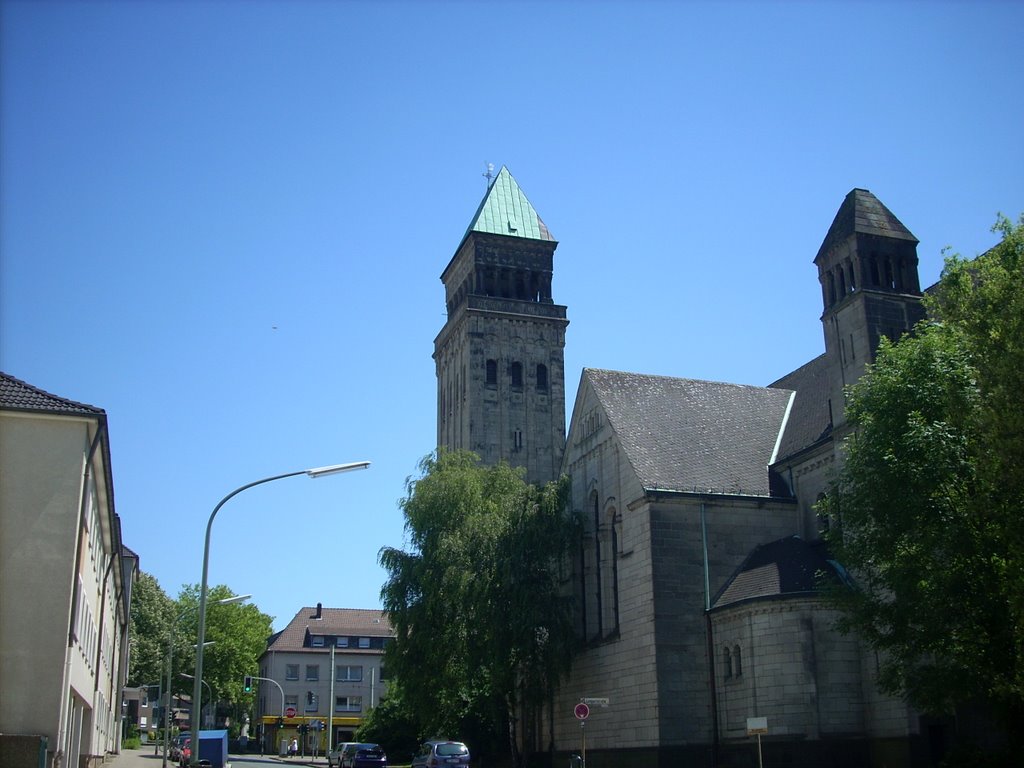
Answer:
[701,502,720,768]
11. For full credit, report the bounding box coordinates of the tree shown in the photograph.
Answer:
[823,214,1024,751]
[355,683,420,763]
[379,451,579,765]
[128,571,176,688]
[176,583,274,728]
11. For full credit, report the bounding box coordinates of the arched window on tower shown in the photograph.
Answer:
[486,359,497,387]
[510,362,523,390]
[723,646,733,679]
[537,364,548,392]
[733,645,742,677]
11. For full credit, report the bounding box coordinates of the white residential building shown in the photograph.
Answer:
[256,605,392,755]
[0,372,137,768]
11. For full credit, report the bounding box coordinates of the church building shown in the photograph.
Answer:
[434,170,936,768]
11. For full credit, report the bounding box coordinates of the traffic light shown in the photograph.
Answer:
[243,675,252,692]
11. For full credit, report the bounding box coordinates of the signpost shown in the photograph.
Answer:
[746,717,768,768]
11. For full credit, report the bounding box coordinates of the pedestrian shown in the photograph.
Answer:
[290,737,298,758]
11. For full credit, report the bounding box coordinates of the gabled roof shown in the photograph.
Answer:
[767,353,832,462]
[711,535,851,610]
[0,371,104,416]
[266,607,393,652]
[462,166,554,243]
[815,188,917,263]
[582,369,794,497]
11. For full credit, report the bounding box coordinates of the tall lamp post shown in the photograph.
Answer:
[190,462,370,766]
[164,597,249,768]
[181,674,214,727]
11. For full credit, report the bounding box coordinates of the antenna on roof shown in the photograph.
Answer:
[483,163,495,188]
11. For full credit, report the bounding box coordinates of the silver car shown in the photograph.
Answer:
[411,740,470,768]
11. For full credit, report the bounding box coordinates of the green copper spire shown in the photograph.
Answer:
[464,166,554,242]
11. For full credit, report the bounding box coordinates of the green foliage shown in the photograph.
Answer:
[379,451,579,760]
[128,572,176,687]
[175,583,274,718]
[356,685,420,762]
[823,214,1024,738]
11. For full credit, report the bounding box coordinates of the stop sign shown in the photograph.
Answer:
[285,706,296,718]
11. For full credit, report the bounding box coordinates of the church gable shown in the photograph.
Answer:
[581,368,795,497]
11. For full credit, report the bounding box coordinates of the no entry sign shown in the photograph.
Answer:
[574,702,590,720]
[285,706,297,718]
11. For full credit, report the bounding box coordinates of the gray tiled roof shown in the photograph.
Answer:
[815,188,917,263]
[267,607,393,652]
[711,535,850,609]
[767,354,832,462]
[584,369,794,497]
[0,371,104,416]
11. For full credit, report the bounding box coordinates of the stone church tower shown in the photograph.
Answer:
[433,167,568,485]
[814,188,925,434]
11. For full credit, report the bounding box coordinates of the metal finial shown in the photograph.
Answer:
[483,163,495,187]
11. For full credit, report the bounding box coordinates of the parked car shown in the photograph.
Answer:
[340,742,387,768]
[328,742,355,768]
[411,740,470,768]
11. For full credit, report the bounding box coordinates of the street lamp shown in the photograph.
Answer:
[181,673,214,727]
[163,596,249,768]
[190,462,369,766]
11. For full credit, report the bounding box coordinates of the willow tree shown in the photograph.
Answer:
[379,451,579,765]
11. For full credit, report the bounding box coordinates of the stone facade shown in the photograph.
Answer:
[434,182,936,766]
[434,168,568,486]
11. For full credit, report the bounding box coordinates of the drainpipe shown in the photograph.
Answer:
[701,502,720,768]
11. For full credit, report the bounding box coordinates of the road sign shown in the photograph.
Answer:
[582,697,609,707]
[746,717,768,735]
[573,702,590,720]
[285,706,297,718]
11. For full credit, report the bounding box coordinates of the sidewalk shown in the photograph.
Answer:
[107,748,331,768]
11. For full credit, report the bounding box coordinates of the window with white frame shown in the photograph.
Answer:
[285,664,299,680]
[312,636,325,647]
[335,696,362,712]
[306,664,319,681]
[335,637,349,647]
[284,695,298,708]
[358,637,370,648]
[336,665,362,682]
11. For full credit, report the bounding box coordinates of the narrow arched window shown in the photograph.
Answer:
[733,645,742,677]
[723,646,733,678]
[510,362,523,390]
[486,359,497,387]
[537,364,548,391]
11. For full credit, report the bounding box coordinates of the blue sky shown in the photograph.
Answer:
[2,0,1021,631]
